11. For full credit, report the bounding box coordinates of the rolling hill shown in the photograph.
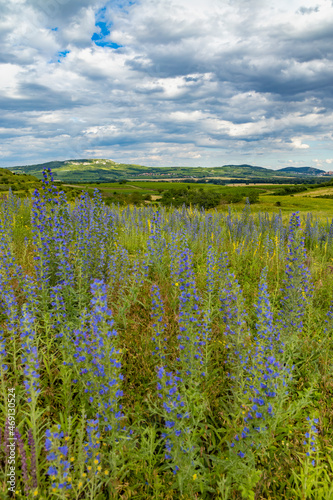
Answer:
[277,166,325,175]
[7,159,301,182]
[9,159,330,184]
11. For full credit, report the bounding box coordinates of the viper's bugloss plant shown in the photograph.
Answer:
[219,271,248,406]
[279,212,312,337]
[151,284,168,363]
[146,210,166,271]
[1,179,332,499]
[224,269,292,499]
[73,279,124,432]
[176,247,205,383]
[45,425,72,493]
[21,306,40,404]
[303,417,319,467]
[49,284,70,340]
[157,366,188,468]
[156,366,201,495]
[169,231,187,285]
[0,275,19,373]
[0,329,7,373]
[21,274,39,318]
[230,270,289,454]
[20,305,41,483]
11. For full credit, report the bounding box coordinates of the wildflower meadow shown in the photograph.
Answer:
[1,169,333,499]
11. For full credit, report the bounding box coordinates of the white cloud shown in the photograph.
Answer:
[0,64,23,97]
[61,7,96,46]
[290,137,310,149]
[0,0,333,169]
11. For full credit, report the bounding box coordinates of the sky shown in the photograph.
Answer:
[0,0,333,170]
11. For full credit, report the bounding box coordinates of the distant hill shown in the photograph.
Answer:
[9,158,326,184]
[277,166,325,175]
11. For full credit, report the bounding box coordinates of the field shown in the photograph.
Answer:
[3,167,333,216]
[70,181,333,218]
[1,170,333,499]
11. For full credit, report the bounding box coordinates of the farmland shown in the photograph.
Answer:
[3,168,333,216]
[0,170,333,499]
[58,180,333,216]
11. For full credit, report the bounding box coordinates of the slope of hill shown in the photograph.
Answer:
[9,159,311,183]
[277,166,325,175]
[0,167,85,201]
[0,167,41,195]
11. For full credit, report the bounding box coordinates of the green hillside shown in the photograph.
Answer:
[0,167,84,201]
[277,166,325,175]
[9,158,324,184]
[0,168,41,196]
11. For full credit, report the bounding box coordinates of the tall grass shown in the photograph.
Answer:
[0,171,333,499]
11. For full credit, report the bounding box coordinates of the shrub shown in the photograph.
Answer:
[160,188,221,209]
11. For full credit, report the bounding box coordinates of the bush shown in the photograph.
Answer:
[220,193,243,204]
[273,185,308,196]
[160,188,221,209]
[128,192,145,205]
[247,190,260,204]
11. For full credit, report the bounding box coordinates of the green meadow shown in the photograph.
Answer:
[60,180,333,217]
[1,170,333,499]
[2,166,333,216]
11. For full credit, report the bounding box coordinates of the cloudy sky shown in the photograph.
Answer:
[1,0,333,170]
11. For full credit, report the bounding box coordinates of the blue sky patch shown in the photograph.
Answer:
[91,17,122,49]
[92,38,122,49]
[57,50,70,62]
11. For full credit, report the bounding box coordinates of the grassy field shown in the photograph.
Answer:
[3,167,333,216]
[295,187,333,198]
[64,180,333,217]
[83,181,288,193]
[257,194,333,216]
[1,170,333,499]
[63,182,280,209]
